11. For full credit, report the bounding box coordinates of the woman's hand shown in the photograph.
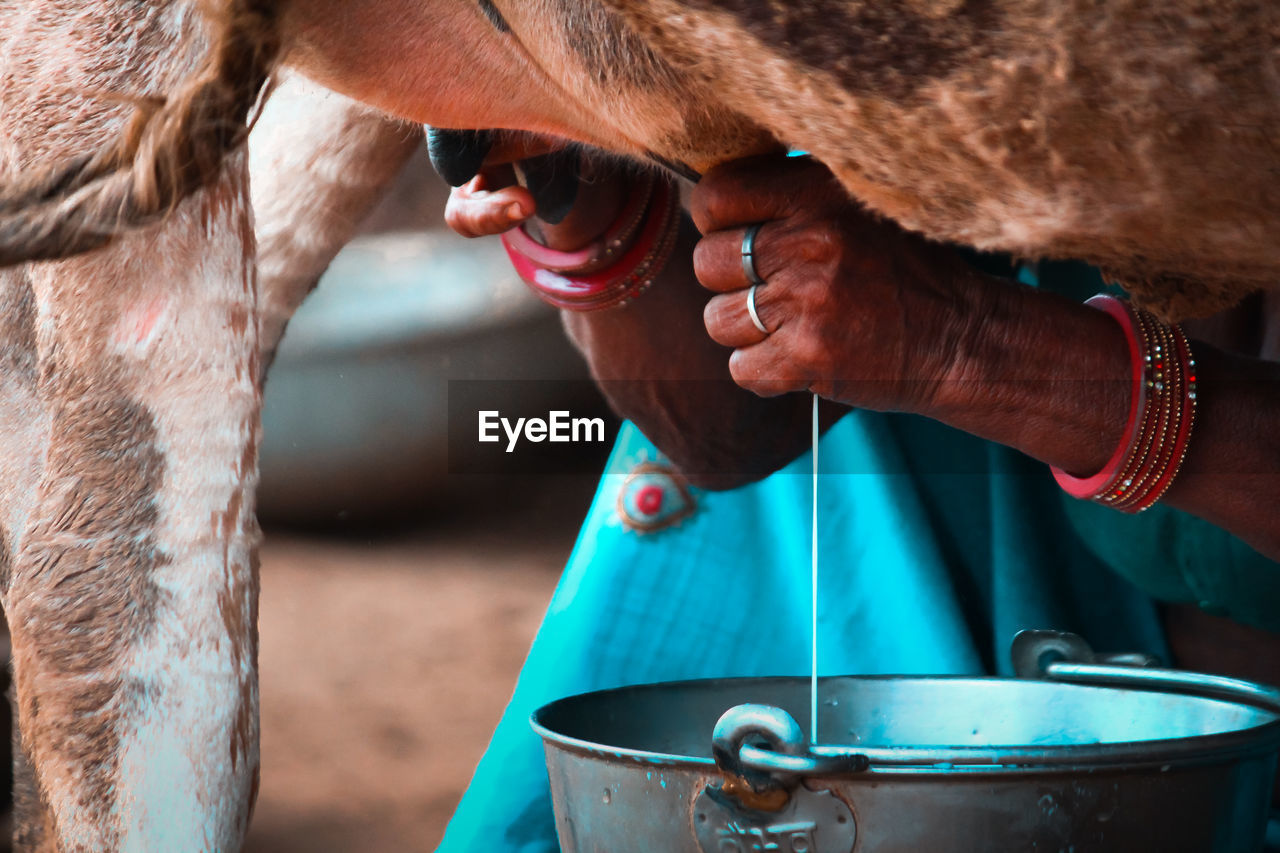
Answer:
[444,146,834,488]
[691,155,992,414]
[443,137,626,252]
[443,169,535,239]
[691,154,1280,560]
[691,153,1137,478]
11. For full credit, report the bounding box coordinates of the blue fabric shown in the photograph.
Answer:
[435,413,1168,853]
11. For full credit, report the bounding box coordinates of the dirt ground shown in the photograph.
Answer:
[243,477,596,852]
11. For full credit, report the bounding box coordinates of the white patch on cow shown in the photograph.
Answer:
[111,169,260,853]
[116,610,244,853]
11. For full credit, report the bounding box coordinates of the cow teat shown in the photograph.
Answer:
[511,150,581,225]
[426,127,495,187]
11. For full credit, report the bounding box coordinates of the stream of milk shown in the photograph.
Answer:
[811,393,819,746]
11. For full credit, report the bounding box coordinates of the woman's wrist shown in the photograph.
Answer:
[924,273,1132,476]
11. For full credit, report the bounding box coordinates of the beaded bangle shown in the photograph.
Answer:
[1103,310,1171,507]
[1051,294,1198,513]
[501,176,681,312]
[1126,323,1197,511]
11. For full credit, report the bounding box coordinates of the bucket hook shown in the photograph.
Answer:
[711,703,867,812]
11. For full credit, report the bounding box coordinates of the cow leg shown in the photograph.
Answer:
[0,4,264,849]
[6,166,262,852]
[3,160,263,852]
[0,13,411,849]
[251,70,422,361]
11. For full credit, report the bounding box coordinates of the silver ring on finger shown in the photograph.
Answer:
[741,222,766,286]
[746,284,771,335]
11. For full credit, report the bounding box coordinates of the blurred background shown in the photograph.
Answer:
[241,147,608,851]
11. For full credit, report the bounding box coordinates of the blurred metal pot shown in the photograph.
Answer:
[257,231,594,524]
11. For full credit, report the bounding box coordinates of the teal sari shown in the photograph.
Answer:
[436,413,1170,852]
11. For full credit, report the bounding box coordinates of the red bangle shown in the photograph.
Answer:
[1051,294,1198,513]
[501,176,681,312]
[1052,295,1146,498]
[499,172,655,273]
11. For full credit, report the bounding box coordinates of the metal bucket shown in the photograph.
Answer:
[532,632,1280,852]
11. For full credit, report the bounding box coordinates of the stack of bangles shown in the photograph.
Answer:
[1052,293,1198,513]
[500,171,682,311]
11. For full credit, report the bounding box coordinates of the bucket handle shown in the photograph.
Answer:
[699,709,862,850]
[712,703,869,795]
[1011,629,1280,715]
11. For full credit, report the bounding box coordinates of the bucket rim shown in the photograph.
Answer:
[530,674,1280,775]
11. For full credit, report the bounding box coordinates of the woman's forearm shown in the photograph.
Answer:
[929,273,1280,560]
[1163,344,1280,558]
[927,272,1133,477]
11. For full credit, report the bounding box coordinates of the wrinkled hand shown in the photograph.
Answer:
[691,155,990,414]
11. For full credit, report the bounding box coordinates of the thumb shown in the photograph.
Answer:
[445,176,536,238]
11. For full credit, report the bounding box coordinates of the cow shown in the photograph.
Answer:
[0,0,1276,849]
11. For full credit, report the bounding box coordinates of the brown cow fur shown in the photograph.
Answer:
[600,0,1280,320]
[9,1,1280,319]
